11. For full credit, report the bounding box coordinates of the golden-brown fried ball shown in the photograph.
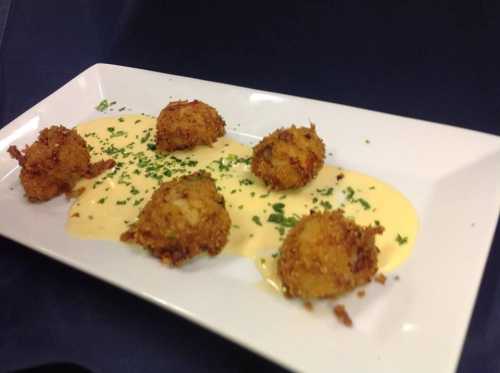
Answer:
[278,210,383,300]
[251,124,325,190]
[7,126,115,202]
[156,100,226,151]
[121,171,231,266]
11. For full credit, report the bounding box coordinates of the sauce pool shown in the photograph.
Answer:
[67,115,419,291]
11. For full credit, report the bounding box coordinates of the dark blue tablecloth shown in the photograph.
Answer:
[1,1,499,372]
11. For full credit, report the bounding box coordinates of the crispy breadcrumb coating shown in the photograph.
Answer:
[278,210,383,300]
[7,126,115,202]
[156,100,226,152]
[251,124,325,190]
[121,171,231,266]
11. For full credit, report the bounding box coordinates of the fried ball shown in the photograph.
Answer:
[278,210,383,300]
[7,126,115,202]
[156,100,226,151]
[121,171,231,266]
[251,124,325,190]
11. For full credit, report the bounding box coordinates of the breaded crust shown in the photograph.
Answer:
[156,100,226,152]
[251,124,325,190]
[121,171,231,266]
[7,126,114,202]
[278,210,383,300]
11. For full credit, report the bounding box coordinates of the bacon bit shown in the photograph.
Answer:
[303,301,314,311]
[336,172,345,181]
[356,290,366,298]
[66,187,86,199]
[71,212,80,218]
[333,305,352,327]
[374,273,387,285]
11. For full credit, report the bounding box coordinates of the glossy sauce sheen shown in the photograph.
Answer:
[68,115,419,290]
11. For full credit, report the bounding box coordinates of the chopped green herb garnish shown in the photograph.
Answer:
[130,186,140,195]
[374,220,380,226]
[268,213,297,228]
[140,132,151,143]
[317,187,334,196]
[275,225,285,236]
[345,186,355,200]
[396,234,408,245]
[357,198,371,210]
[110,130,127,138]
[320,200,332,210]
[252,216,263,226]
[239,178,254,186]
[118,117,125,122]
[272,202,285,214]
[133,198,144,206]
[116,200,127,205]
[96,99,110,112]
[97,197,107,204]
[147,143,156,151]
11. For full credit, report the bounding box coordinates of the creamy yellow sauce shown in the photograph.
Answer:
[68,115,418,292]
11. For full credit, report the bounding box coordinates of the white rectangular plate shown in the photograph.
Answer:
[1,64,499,373]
